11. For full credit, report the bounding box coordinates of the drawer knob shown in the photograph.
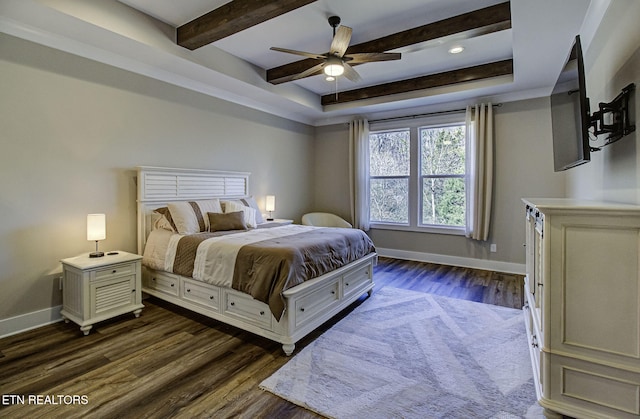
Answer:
[300,307,305,312]
[209,296,214,300]
[112,270,117,274]
[187,289,191,292]
[345,283,350,287]
[331,290,335,295]
[171,283,175,287]
[132,289,135,293]
[230,302,235,306]
[152,277,156,281]
[260,311,265,316]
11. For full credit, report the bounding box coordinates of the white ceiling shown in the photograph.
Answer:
[0,0,610,125]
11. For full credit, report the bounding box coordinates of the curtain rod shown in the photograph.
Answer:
[368,103,502,124]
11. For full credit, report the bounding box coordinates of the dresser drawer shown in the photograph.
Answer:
[146,272,179,296]
[294,278,340,328]
[182,278,220,311]
[342,263,372,298]
[94,262,137,281]
[223,290,272,330]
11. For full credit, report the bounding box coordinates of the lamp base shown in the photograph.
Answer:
[89,251,104,258]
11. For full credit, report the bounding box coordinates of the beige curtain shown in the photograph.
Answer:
[465,103,494,241]
[349,119,370,231]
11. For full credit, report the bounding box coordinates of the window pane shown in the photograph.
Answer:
[421,125,465,175]
[370,178,408,223]
[369,130,410,176]
[422,177,465,226]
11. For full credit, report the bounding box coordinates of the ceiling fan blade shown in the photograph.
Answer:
[330,26,352,57]
[345,52,402,64]
[291,62,326,80]
[342,62,362,83]
[270,47,325,60]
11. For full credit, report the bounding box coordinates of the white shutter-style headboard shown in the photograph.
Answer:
[136,166,251,253]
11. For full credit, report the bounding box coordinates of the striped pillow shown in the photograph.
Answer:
[167,199,222,234]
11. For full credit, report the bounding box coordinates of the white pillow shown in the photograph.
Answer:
[222,200,257,228]
[240,197,265,224]
[167,199,222,234]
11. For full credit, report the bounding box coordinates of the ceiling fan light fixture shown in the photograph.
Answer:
[325,75,336,81]
[448,46,465,54]
[324,56,344,77]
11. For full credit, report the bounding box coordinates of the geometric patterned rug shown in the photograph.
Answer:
[260,287,543,418]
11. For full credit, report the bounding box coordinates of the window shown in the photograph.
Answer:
[369,116,466,233]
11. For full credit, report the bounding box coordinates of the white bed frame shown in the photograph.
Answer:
[136,166,376,355]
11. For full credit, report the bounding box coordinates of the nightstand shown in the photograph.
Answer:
[264,219,293,225]
[60,251,143,335]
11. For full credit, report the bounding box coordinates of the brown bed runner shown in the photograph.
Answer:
[232,228,375,321]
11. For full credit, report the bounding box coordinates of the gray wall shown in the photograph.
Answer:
[0,34,315,320]
[566,0,640,203]
[314,97,567,266]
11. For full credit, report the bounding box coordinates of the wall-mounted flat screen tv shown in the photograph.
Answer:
[550,35,591,172]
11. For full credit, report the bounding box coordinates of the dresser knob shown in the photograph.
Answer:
[300,307,305,312]
[260,311,265,316]
[230,302,235,306]
[187,289,191,293]
[171,283,175,287]
[112,270,117,274]
[209,296,214,300]
[132,289,135,293]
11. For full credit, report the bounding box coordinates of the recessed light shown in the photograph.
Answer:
[449,46,464,54]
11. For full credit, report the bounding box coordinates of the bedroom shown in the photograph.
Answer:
[1,0,639,417]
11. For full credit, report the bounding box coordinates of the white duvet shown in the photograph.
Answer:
[142,225,320,288]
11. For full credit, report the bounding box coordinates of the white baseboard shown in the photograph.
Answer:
[0,305,63,339]
[376,247,525,275]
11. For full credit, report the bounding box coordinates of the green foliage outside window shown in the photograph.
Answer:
[369,123,466,227]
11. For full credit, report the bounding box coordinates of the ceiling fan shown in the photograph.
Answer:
[270,16,401,82]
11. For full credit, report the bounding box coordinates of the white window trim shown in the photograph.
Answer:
[369,112,466,234]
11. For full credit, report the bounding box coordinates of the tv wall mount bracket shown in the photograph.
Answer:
[589,83,635,149]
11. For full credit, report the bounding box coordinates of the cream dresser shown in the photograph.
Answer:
[60,251,143,335]
[522,198,640,418]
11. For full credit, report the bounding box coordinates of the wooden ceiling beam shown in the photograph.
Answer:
[321,59,513,106]
[177,0,317,50]
[267,2,511,84]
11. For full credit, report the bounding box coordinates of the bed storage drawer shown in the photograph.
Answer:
[145,271,179,296]
[223,290,273,330]
[182,278,221,310]
[294,278,340,328]
[342,263,372,299]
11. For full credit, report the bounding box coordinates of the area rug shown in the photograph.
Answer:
[260,287,542,418]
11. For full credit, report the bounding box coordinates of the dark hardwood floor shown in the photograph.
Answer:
[0,257,524,419]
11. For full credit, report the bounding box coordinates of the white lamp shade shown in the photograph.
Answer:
[265,195,276,212]
[87,214,106,241]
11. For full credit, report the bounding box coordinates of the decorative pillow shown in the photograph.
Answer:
[167,199,223,234]
[153,207,177,232]
[239,197,265,224]
[208,211,248,232]
[222,200,257,228]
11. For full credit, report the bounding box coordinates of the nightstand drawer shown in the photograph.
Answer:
[183,278,220,310]
[94,262,137,281]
